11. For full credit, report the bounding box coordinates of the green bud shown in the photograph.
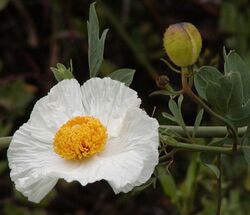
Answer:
[163,22,202,67]
[50,62,74,82]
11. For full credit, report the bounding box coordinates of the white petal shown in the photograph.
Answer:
[37,107,159,194]
[8,78,158,202]
[7,120,144,202]
[102,107,159,192]
[81,77,141,137]
[29,79,84,143]
[15,176,57,203]
[7,123,58,203]
[42,150,144,190]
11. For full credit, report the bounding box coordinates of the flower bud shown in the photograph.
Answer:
[156,75,170,89]
[163,22,202,67]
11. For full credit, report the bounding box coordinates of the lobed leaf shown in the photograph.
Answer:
[108,68,135,86]
[194,66,222,100]
[88,3,108,78]
[224,51,250,104]
[168,98,185,128]
[194,51,250,127]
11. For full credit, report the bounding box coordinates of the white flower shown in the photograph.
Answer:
[7,77,159,203]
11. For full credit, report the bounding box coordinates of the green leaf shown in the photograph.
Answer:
[227,72,243,113]
[217,73,234,114]
[205,81,222,113]
[224,51,250,103]
[192,109,204,138]
[225,72,250,126]
[202,163,220,179]
[150,90,179,97]
[241,125,250,165]
[157,166,178,203]
[224,50,250,104]
[168,98,185,128]
[204,70,250,126]
[206,73,233,115]
[177,94,183,110]
[194,66,223,100]
[108,68,135,86]
[87,3,108,78]
[50,62,74,82]
[195,51,250,126]
[162,112,177,123]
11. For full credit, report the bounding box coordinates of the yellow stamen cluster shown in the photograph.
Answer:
[53,116,107,160]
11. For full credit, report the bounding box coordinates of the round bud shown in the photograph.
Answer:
[163,22,202,67]
[156,75,170,89]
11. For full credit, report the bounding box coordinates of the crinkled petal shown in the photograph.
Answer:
[9,130,144,198]
[81,77,141,137]
[29,79,84,143]
[102,107,159,192]
[8,78,158,203]
[7,123,58,203]
[32,107,159,194]
[42,150,144,190]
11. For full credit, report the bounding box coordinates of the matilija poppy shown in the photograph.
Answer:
[7,77,159,203]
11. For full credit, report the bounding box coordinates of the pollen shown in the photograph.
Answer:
[53,116,107,160]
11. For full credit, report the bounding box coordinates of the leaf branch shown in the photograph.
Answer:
[181,67,239,152]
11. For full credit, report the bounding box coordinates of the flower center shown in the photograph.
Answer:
[53,116,107,160]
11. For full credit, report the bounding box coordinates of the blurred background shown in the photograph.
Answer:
[0,0,250,214]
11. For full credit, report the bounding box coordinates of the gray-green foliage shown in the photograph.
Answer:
[87,3,135,86]
[108,69,135,87]
[87,3,108,78]
[194,50,250,127]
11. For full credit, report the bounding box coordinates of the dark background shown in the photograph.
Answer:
[0,0,250,214]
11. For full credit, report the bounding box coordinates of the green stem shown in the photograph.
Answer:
[160,125,246,138]
[159,148,180,161]
[0,136,12,149]
[181,68,239,152]
[160,58,181,73]
[182,153,199,215]
[216,154,222,215]
[162,140,242,155]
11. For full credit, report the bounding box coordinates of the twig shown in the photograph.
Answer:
[181,69,239,152]
[160,125,246,138]
[161,140,243,155]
